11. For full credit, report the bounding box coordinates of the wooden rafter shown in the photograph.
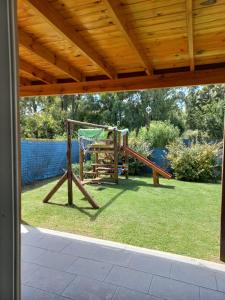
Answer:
[20,68,225,97]
[19,31,83,82]
[20,77,32,86]
[103,0,152,75]
[20,59,56,84]
[25,0,117,79]
[186,0,194,71]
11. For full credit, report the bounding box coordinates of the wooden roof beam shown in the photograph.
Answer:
[19,31,83,82]
[25,0,117,79]
[103,0,153,75]
[20,68,225,97]
[20,77,32,86]
[20,59,57,84]
[186,0,194,71]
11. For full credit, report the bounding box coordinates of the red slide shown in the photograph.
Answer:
[123,146,172,179]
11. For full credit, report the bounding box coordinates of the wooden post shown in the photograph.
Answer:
[67,121,73,205]
[124,132,129,179]
[153,170,159,185]
[114,129,119,184]
[96,152,99,178]
[79,147,84,181]
[220,114,225,261]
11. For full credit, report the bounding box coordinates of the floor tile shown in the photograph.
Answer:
[171,262,217,290]
[150,276,199,300]
[63,276,117,300]
[66,257,112,281]
[32,250,77,271]
[200,287,225,300]
[105,266,152,293]
[113,287,161,300]
[22,285,69,300]
[21,262,39,283]
[25,265,75,294]
[215,270,225,292]
[21,231,44,246]
[91,246,131,266]
[21,225,225,300]
[21,245,47,263]
[62,240,131,266]
[129,253,172,277]
[62,239,100,257]
[29,234,71,252]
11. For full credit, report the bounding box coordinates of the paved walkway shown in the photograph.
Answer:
[21,225,225,300]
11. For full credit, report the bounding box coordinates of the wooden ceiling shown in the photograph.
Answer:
[18,0,225,96]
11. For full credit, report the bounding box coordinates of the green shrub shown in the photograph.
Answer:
[130,121,180,150]
[182,129,210,144]
[128,159,144,175]
[128,121,179,175]
[167,142,221,182]
[72,160,92,175]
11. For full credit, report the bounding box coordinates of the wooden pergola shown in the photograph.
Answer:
[17,0,225,261]
[19,0,225,96]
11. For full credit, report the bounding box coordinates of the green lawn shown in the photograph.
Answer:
[22,176,221,261]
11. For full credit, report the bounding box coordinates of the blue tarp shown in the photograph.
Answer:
[144,148,171,174]
[21,140,173,185]
[21,140,79,185]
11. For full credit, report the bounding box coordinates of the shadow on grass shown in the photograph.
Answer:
[22,176,175,192]
[23,176,175,222]
[22,176,62,192]
[43,188,126,220]
[101,177,175,191]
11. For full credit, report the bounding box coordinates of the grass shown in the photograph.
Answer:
[22,176,221,262]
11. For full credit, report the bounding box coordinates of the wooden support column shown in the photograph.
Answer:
[220,115,225,261]
[67,121,73,205]
[153,170,159,186]
[114,129,119,184]
[124,133,129,179]
[79,147,84,181]
[96,152,99,178]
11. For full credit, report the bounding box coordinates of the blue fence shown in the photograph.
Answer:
[21,140,79,185]
[21,140,171,185]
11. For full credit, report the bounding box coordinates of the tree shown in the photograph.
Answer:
[185,85,225,140]
[20,84,225,141]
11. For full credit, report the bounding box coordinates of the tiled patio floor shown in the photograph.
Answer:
[21,225,225,300]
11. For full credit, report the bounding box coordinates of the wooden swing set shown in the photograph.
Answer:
[42,119,172,209]
[43,119,100,209]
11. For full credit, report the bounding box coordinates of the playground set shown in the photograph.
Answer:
[43,119,172,209]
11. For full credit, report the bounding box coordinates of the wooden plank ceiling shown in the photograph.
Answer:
[18,0,225,96]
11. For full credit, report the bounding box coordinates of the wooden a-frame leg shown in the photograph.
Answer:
[72,173,99,209]
[43,172,67,203]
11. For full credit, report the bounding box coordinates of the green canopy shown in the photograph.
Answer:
[78,128,108,140]
[78,127,129,141]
